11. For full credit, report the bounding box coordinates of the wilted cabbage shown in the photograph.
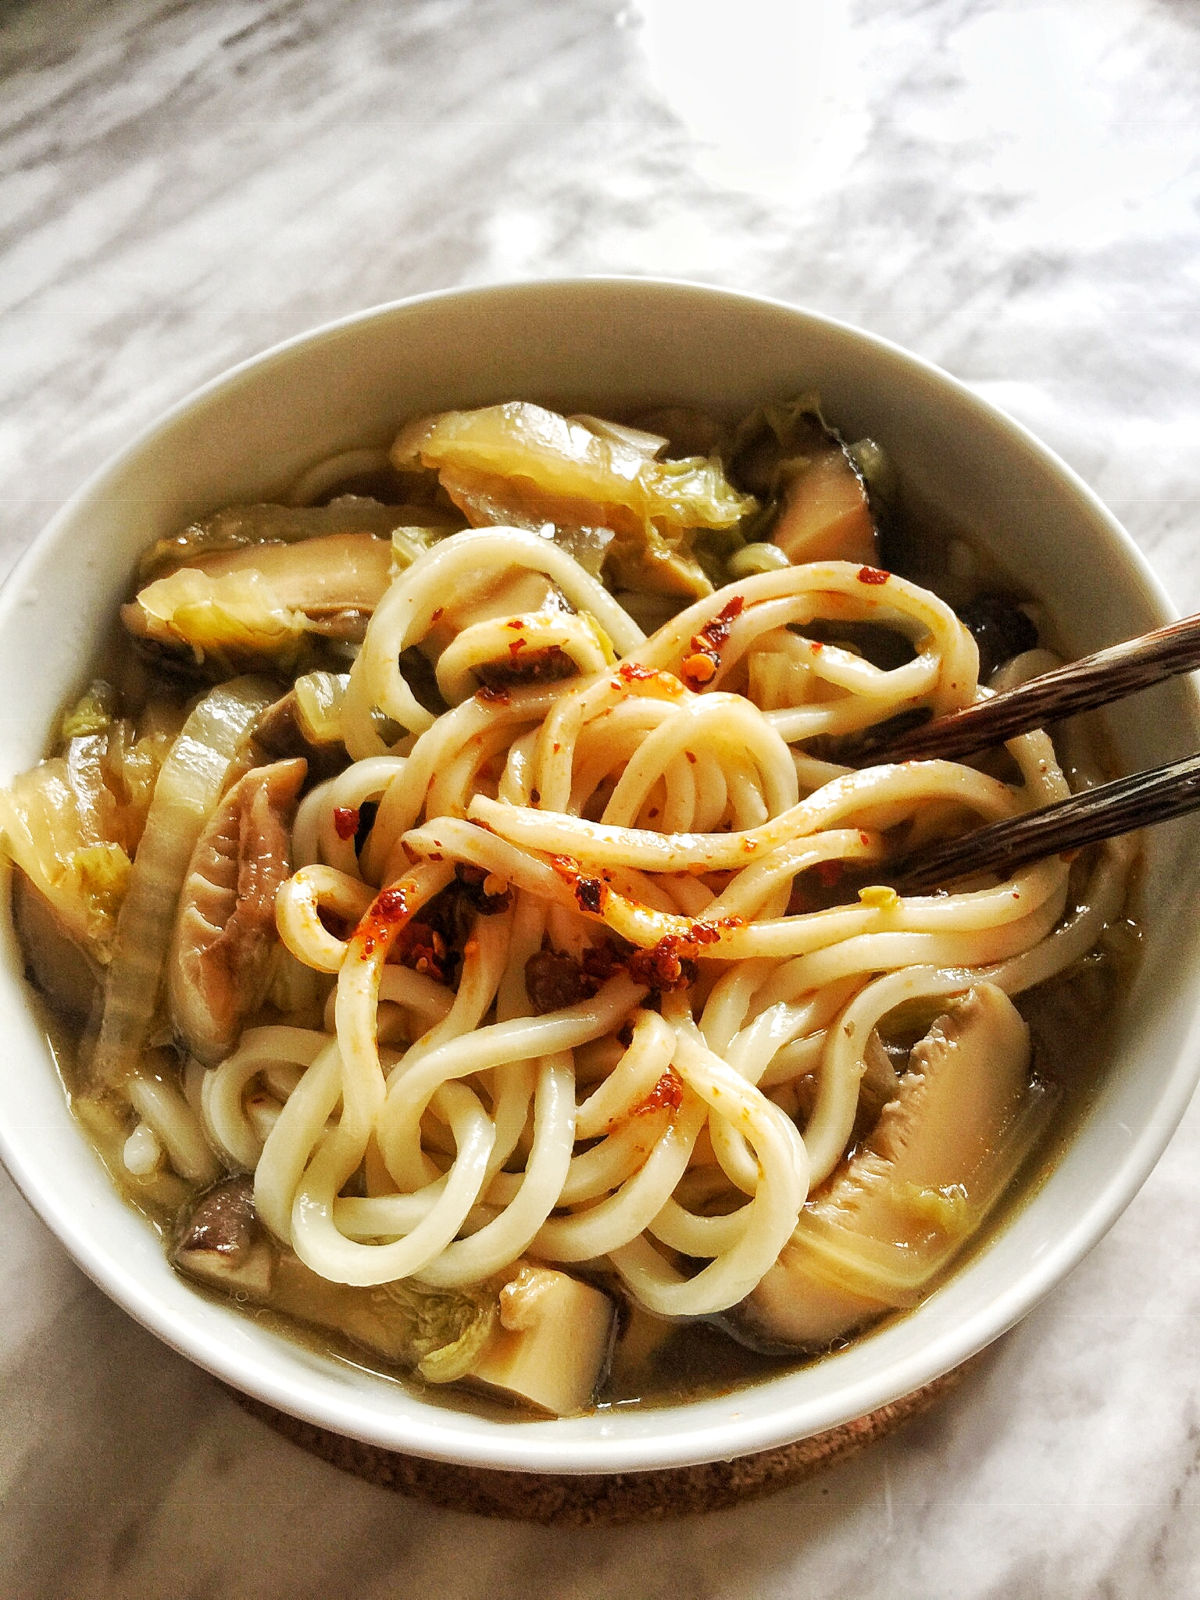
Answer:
[391,401,759,598]
[172,1176,499,1383]
[0,683,177,962]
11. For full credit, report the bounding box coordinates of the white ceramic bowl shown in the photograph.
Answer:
[2,279,1198,1475]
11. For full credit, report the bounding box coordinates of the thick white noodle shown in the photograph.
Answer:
[153,539,1129,1323]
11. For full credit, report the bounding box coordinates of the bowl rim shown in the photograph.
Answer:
[2,274,1198,1475]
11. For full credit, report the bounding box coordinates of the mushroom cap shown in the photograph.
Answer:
[168,757,307,1066]
[171,1175,275,1299]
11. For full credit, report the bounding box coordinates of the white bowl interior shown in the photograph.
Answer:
[1,280,1198,1472]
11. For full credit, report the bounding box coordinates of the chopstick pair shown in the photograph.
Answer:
[861,612,1200,890]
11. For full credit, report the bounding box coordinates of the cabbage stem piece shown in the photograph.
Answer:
[88,678,276,1088]
[739,984,1048,1349]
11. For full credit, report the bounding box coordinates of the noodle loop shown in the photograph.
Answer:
[213,542,1107,1320]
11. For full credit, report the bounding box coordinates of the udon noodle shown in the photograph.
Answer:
[2,396,1135,1415]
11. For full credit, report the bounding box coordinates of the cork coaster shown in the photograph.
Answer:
[231,1361,973,1525]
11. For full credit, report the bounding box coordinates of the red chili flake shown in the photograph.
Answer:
[628,937,699,991]
[431,607,444,622]
[508,636,527,657]
[475,685,512,705]
[574,876,604,915]
[374,887,408,921]
[689,916,742,945]
[333,806,360,841]
[356,884,410,958]
[530,788,542,805]
[696,598,743,650]
[685,750,697,765]
[679,595,746,691]
[505,618,525,629]
[647,806,660,819]
[859,831,871,846]
[809,639,824,652]
[857,565,890,585]
[634,1070,684,1116]
[617,661,657,682]
[394,920,449,981]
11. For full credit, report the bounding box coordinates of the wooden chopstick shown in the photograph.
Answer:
[860,611,1200,763]
[893,749,1200,893]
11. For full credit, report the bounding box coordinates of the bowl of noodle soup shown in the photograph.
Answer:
[1,278,1198,1474]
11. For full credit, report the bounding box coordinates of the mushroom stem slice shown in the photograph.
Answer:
[729,398,880,568]
[467,1263,617,1417]
[771,443,878,568]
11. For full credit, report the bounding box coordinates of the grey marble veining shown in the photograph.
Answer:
[3,0,1200,1594]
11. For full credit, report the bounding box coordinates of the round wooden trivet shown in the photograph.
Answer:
[231,1361,973,1525]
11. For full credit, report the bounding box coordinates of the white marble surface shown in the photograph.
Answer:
[3,0,1200,1593]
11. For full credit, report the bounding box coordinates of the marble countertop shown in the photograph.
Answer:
[3,1,1200,1593]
